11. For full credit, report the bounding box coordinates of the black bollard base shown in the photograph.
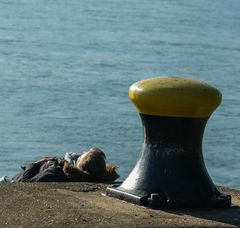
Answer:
[106,184,232,209]
[106,115,232,209]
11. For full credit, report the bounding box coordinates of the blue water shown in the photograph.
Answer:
[0,0,239,189]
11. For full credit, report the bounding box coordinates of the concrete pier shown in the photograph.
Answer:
[0,183,239,227]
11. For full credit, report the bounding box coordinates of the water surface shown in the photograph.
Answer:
[0,0,239,188]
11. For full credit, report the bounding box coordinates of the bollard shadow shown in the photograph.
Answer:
[164,187,240,227]
[165,205,240,227]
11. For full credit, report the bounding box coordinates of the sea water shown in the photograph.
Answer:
[0,0,239,189]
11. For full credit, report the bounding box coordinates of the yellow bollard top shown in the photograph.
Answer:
[129,77,222,118]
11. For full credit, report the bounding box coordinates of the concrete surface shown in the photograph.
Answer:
[0,183,239,227]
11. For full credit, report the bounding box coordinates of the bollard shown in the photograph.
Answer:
[106,77,231,209]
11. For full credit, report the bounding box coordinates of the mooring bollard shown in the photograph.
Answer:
[106,77,231,208]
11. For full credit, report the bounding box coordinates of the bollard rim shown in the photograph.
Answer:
[129,77,222,118]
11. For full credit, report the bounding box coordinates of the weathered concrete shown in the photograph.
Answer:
[0,183,239,227]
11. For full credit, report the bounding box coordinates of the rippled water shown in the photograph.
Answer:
[0,0,239,188]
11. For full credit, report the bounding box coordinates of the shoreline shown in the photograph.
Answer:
[0,183,239,227]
